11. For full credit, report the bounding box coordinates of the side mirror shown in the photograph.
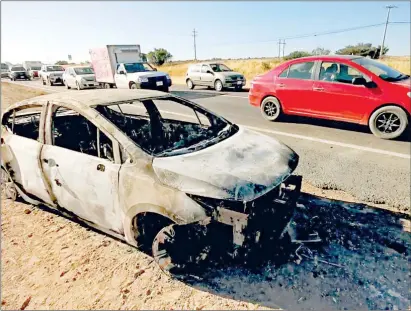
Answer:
[153,68,157,71]
[206,70,213,74]
[119,70,125,75]
[352,77,367,86]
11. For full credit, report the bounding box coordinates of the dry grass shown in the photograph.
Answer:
[1,82,47,111]
[159,56,410,84]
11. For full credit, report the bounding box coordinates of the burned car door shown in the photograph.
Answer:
[41,104,124,232]
[1,104,55,205]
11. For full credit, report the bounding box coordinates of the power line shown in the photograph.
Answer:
[192,28,198,60]
[211,21,402,47]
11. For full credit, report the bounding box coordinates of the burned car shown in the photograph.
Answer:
[1,89,301,274]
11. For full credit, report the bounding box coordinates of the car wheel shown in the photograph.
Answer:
[65,81,71,89]
[104,83,111,89]
[76,81,82,90]
[130,83,137,89]
[214,79,223,92]
[186,79,194,89]
[1,168,18,201]
[261,96,282,121]
[42,78,46,85]
[368,106,408,139]
[152,223,212,278]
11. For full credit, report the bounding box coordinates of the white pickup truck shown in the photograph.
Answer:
[89,45,172,91]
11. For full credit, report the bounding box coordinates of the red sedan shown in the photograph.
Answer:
[249,55,411,139]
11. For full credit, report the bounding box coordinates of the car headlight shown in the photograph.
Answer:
[137,77,149,83]
[165,74,171,80]
[407,92,411,98]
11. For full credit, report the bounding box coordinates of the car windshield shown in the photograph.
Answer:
[95,96,238,157]
[11,67,25,71]
[31,66,41,70]
[210,63,232,72]
[123,63,154,73]
[46,66,64,72]
[352,57,409,82]
[74,67,94,75]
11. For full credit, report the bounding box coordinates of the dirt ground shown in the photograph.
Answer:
[1,82,410,310]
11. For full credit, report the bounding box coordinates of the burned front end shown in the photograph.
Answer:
[188,174,302,253]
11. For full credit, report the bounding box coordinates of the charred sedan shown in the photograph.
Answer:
[1,89,301,275]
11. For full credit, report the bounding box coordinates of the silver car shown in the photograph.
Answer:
[185,63,246,92]
[63,66,100,90]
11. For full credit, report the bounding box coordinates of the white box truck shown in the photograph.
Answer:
[89,45,172,91]
[23,61,42,78]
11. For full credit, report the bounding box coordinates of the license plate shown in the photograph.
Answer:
[156,81,163,86]
[237,81,242,85]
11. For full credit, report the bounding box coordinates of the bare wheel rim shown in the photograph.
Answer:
[1,170,17,200]
[187,80,193,88]
[375,112,401,134]
[215,80,222,91]
[264,101,279,117]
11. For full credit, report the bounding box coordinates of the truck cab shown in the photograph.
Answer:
[114,62,171,91]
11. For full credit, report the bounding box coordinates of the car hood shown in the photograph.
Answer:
[152,127,298,202]
[218,71,244,78]
[76,74,96,80]
[128,71,169,79]
[391,77,411,88]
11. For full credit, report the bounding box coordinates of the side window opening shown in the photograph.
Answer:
[52,107,114,162]
[2,106,42,140]
[287,62,315,80]
[201,65,209,73]
[319,62,368,84]
[279,67,289,78]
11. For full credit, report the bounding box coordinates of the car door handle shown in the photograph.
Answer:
[313,87,324,91]
[278,83,285,87]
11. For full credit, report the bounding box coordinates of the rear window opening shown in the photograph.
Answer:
[95,96,238,157]
[2,107,42,140]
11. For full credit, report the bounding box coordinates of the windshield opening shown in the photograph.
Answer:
[74,67,94,75]
[95,96,237,157]
[11,67,26,71]
[46,66,64,72]
[31,66,41,70]
[210,63,232,72]
[352,57,409,82]
[123,62,154,73]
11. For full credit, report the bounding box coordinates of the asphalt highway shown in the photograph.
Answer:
[4,79,410,210]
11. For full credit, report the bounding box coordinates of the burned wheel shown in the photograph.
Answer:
[1,168,17,201]
[152,224,211,277]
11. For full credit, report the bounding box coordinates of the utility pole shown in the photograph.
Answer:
[282,39,286,58]
[192,28,198,60]
[278,39,282,58]
[380,5,396,59]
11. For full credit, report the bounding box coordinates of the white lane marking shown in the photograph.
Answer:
[7,81,410,159]
[221,94,248,99]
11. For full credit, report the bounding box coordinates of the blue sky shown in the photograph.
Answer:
[1,1,410,64]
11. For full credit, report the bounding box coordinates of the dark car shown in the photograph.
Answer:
[9,66,30,81]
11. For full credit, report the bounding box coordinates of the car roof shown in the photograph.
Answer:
[8,89,170,110]
[289,55,363,61]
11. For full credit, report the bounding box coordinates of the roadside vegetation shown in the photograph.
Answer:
[159,55,410,84]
